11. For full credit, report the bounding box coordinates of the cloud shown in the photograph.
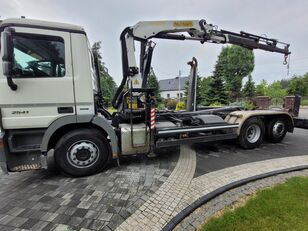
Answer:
[1,0,306,84]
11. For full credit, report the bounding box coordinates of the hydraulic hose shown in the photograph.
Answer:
[112,27,131,109]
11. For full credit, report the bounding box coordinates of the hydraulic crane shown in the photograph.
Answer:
[112,19,290,114]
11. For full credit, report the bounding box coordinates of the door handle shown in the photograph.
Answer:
[57,107,74,114]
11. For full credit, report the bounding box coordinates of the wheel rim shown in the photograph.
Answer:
[67,140,99,168]
[272,121,285,138]
[246,124,261,143]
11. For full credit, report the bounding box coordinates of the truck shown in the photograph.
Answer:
[0,18,296,177]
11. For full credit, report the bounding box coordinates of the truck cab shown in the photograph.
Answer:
[0,18,118,176]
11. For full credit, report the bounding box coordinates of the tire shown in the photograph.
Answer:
[54,128,111,177]
[238,117,265,149]
[266,118,287,143]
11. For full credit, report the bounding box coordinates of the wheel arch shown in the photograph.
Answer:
[225,110,294,135]
[263,114,294,133]
[41,115,119,158]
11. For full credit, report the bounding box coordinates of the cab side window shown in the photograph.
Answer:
[12,34,65,78]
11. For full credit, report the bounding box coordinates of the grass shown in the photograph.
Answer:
[200,177,308,231]
[301,99,308,106]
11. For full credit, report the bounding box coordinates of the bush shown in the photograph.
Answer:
[157,103,166,110]
[228,99,255,110]
[209,101,223,107]
[244,101,255,110]
[166,99,177,110]
[176,102,186,111]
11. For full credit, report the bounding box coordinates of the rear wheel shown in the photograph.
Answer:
[238,117,265,149]
[266,118,287,143]
[54,128,110,177]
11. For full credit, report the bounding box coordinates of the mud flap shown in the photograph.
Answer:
[7,151,47,172]
[0,133,8,174]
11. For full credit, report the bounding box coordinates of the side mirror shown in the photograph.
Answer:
[2,27,17,91]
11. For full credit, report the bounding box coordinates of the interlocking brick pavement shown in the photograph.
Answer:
[117,145,308,231]
[1,129,308,231]
[116,145,196,231]
[0,151,178,231]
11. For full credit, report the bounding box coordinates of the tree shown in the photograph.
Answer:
[198,77,212,106]
[92,42,104,72]
[265,81,287,98]
[184,76,217,106]
[147,68,159,95]
[92,41,117,107]
[214,45,255,99]
[280,78,290,89]
[266,81,287,105]
[206,75,228,105]
[242,74,256,98]
[287,73,308,96]
[146,67,162,104]
[255,79,268,96]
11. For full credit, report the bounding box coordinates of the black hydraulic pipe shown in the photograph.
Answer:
[139,41,146,80]
[112,27,132,109]
[155,33,186,40]
[226,34,290,55]
[141,44,154,88]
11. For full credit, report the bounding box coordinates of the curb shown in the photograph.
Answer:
[162,165,308,231]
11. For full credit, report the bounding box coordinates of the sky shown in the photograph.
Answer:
[1,0,308,85]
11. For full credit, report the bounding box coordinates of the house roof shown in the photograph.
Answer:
[159,76,189,91]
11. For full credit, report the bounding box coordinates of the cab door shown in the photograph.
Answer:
[0,27,75,129]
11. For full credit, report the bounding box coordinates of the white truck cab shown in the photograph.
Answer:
[0,18,97,128]
[0,18,118,176]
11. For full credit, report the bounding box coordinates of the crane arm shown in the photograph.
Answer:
[112,19,290,109]
[132,19,290,54]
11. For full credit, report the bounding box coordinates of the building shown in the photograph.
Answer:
[159,76,189,100]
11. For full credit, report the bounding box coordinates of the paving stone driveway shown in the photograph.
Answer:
[0,151,178,231]
[0,123,307,231]
[117,143,308,231]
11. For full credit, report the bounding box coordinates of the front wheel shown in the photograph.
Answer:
[238,117,265,149]
[54,128,111,177]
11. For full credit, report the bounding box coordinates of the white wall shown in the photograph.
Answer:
[160,90,185,100]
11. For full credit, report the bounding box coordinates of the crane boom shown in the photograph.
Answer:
[112,19,290,109]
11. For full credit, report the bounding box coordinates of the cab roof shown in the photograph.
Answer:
[0,18,85,34]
